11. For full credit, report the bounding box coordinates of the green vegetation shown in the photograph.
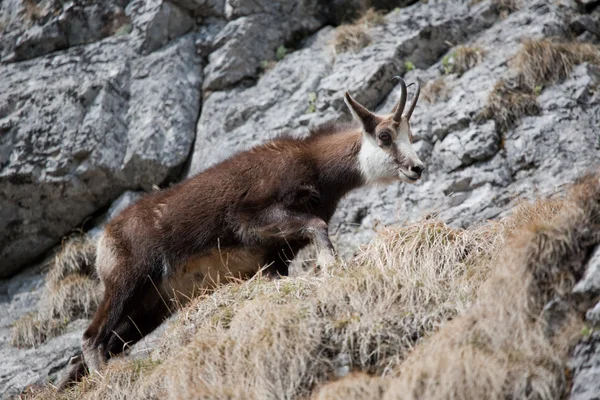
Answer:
[306,92,317,114]
[276,45,288,61]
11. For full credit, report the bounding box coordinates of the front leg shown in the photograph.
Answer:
[255,208,337,273]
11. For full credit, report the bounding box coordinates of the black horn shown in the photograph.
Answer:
[391,76,407,122]
[403,81,420,120]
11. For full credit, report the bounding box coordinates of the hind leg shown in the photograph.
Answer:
[82,275,170,371]
[81,280,128,373]
[55,354,87,391]
[104,289,171,358]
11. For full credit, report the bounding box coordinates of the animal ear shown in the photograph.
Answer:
[344,92,378,134]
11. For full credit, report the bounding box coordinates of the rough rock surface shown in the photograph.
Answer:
[0,33,202,277]
[2,0,600,396]
[0,264,85,398]
[570,244,600,400]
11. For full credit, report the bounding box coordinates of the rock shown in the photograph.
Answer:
[0,319,87,399]
[202,0,325,90]
[107,190,144,220]
[570,331,600,400]
[191,0,500,174]
[203,14,287,90]
[1,0,131,63]
[0,264,63,399]
[570,15,599,36]
[444,177,473,196]
[127,0,196,54]
[0,34,202,278]
[194,17,228,55]
[170,0,225,17]
[586,301,600,325]
[430,121,499,172]
[88,190,145,238]
[13,19,68,62]
[575,0,600,13]
[573,245,600,296]
[541,296,572,337]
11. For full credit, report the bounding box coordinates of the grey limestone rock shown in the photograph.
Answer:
[0,34,202,278]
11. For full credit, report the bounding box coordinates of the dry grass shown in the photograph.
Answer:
[481,80,540,133]
[422,77,448,103]
[21,0,46,25]
[312,372,388,400]
[11,312,69,349]
[331,8,385,54]
[514,38,600,90]
[481,39,600,133]
[11,235,101,348]
[38,212,506,399]
[493,0,520,17]
[316,174,600,400]
[451,45,485,76]
[28,174,600,400]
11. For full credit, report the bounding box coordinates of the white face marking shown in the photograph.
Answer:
[345,93,424,184]
[358,119,423,184]
[358,134,397,183]
[396,120,423,183]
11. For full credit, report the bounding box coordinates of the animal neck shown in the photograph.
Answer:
[308,129,365,214]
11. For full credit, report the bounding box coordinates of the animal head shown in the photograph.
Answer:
[344,76,425,184]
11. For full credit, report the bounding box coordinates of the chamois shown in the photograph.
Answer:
[57,77,425,388]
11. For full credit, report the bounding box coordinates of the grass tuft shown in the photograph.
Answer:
[10,312,68,349]
[422,77,448,103]
[493,0,520,17]
[332,8,385,54]
[11,235,101,348]
[451,46,485,75]
[481,80,540,133]
[43,214,507,399]
[26,174,600,400]
[514,38,600,90]
[21,0,46,24]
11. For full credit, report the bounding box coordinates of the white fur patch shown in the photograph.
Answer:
[154,203,166,229]
[95,232,118,281]
[396,120,421,166]
[358,134,396,183]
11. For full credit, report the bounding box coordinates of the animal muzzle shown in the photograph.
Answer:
[400,161,425,182]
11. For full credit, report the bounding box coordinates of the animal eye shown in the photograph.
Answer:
[378,132,392,144]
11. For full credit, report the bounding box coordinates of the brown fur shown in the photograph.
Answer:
[57,87,424,390]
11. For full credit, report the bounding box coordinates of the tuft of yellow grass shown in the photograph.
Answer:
[451,45,485,75]
[21,0,46,24]
[42,214,506,399]
[313,174,600,400]
[29,174,600,400]
[481,39,600,133]
[11,235,101,348]
[10,312,68,349]
[493,0,520,18]
[481,79,540,133]
[331,8,385,54]
[313,372,388,400]
[514,38,600,90]
[422,77,448,103]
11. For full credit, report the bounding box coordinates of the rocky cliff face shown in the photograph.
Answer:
[1,0,600,398]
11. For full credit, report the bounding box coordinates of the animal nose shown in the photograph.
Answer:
[410,164,425,178]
